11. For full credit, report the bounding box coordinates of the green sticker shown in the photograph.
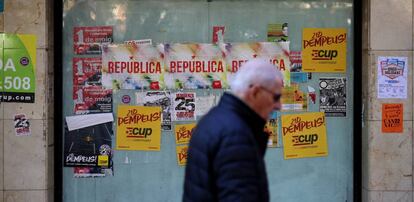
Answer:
[0,34,36,103]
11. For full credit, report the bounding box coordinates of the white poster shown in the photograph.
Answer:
[196,95,216,116]
[173,92,196,121]
[377,56,408,99]
[138,91,172,131]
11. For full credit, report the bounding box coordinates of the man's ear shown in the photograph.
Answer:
[250,84,260,99]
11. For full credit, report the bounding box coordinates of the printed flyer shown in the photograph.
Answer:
[73,57,102,86]
[176,145,188,166]
[220,42,291,86]
[175,123,196,145]
[101,44,165,90]
[140,91,172,131]
[196,95,216,116]
[172,92,196,121]
[0,34,36,103]
[377,56,408,99]
[164,43,227,89]
[73,86,112,115]
[281,84,307,111]
[267,23,288,42]
[73,26,113,55]
[265,112,278,147]
[116,105,162,151]
[212,26,225,44]
[281,112,328,159]
[14,113,31,136]
[382,103,403,133]
[319,77,347,117]
[302,28,347,72]
[64,113,113,167]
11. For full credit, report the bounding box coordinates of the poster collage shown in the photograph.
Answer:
[63,24,352,177]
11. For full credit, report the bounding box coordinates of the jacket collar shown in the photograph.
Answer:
[218,93,268,154]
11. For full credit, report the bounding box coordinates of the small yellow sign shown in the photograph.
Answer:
[116,105,162,151]
[97,155,109,167]
[176,145,188,166]
[281,112,328,159]
[302,28,347,72]
[175,123,196,145]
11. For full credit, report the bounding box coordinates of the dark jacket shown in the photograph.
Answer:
[183,93,269,202]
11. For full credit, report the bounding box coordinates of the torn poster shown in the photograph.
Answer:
[14,114,31,136]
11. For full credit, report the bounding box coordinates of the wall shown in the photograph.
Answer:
[362,0,414,201]
[0,0,54,201]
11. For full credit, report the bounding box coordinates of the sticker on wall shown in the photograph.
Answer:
[302,28,347,72]
[212,26,225,44]
[0,34,37,103]
[281,112,328,159]
[164,43,227,89]
[116,105,161,151]
[14,114,31,136]
[101,44,164,90]
[319,77,347,117]
[73,26,113,55]
[73,167,113,178]
[176,145,188,166]
[172,92,196,121]
[281,84,307,111]
[141,91,172,131]
[377,56,408,99]
[290,51,302,72]
[124,39,152,46]
[64,113,114,167]
[267,23,288,42]
[175,123,196,145]
[196,94,216,116]
[382,103,403,133]
[220,42,291,86]
[265,112,278,148]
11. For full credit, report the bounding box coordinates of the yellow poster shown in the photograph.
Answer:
[116,105,162,151]
[281,112,328,159]
[176,145,188,166]
[175,123,196,145]
[265,112,278,147]
[302,28,347,72]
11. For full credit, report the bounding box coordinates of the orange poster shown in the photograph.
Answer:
[382,104,403,133]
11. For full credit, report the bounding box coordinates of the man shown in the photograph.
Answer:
[183,59,283,202]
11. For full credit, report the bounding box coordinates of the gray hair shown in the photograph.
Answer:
[230,58,284,93]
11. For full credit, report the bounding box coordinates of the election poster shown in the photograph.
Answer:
[267,23,288,42]
[220,42,291,86]
[382,103,403,133]
[265,112,278,148]
[73,26,113,55]
[175,123,196,145]
[101,44,165,90]
[176,145,188,166]
[64,113,113,167]
[302,28,347,72]
[172,92,196,121]
[377,56,408,99]
[281,112,328,159]
[116,105,162,151]
[73,86,112,115]
[73,57,102,87]
[139,91,172,131]
[319,77,347,117]
[164,43,227,89]
[0,34,36,103]
[281,84,307,111]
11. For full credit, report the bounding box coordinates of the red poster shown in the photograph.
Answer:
[73,26,113,55]
[73,57,102,86]
[73,86,112,114]
[212,26,225,44]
